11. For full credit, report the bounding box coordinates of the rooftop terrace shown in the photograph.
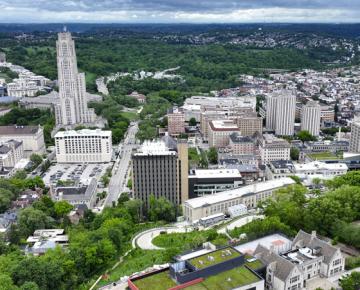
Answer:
[132,270,176,290]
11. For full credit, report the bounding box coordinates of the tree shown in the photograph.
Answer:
[189,117,197,127]
[207,147,218,164]
[124,199,143,223]
[29,154,43,168]
[18,207,54,237]
[290,147,300,161]
[148,196,176,222]
[0,189,14,213]
[54,201,73,219]
[296,130,317,142]
[340,272,360,290]
[20,282,40,290]
[118,192,130,205]
[0,274,17,290]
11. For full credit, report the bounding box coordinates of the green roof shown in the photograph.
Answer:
[244,255,265,270]
[185,266,261,290]
[308,152,343,160]
[132,271,176,290]
[189,247,240,270]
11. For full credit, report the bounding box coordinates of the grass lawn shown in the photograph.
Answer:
[189,248,240,270]
[244,255,264,270]
[152,231,228,252]
[308,151,342,160]
[133,271,176,290]
[185,266,260,290]
[121,111,139,121]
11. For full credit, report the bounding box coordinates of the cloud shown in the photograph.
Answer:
[0,0,359,23]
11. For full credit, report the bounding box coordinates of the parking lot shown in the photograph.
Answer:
[43,163,111,187]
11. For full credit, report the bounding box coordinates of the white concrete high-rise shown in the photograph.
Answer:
[266,91,296,136]
[301,101,321,137]
[350,116,360,153]
[55,30,96,127]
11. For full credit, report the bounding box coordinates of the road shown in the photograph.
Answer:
[104,122,138,207]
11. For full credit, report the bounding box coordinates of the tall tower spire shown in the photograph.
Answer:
[55,31,95,127]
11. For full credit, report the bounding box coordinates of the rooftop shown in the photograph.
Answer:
[185,266,260,290]
[0,125,41,135]
[189,169,241,179]
[189,247,240,269]
[134,140,177,156]
[55,129,111,138]
[185,178,295,209]
[132,270,176,290]
[209,120,239,131]
[294,161,347,171]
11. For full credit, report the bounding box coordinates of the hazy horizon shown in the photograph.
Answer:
[0,0,359,23]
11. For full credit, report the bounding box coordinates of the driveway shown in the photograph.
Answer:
[217,215,264,234]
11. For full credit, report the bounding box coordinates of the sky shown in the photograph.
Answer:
[0,0,359,23]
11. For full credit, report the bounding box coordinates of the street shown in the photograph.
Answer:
[103,122,138,207]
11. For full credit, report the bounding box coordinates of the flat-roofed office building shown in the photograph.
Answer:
[55,129,112,163]
[132,137,188,208]
[184,178,295,223]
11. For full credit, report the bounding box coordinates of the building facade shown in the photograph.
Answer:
[350,116,360,153]
[132,138,188,208]
[229,133,256,155]
[208,120,240,148]
[0,140,24,169]
[0,125,45,157]
[54,129,112,163]
[184,178,295,223]
[55,31,96,127]
[301,101,321,137]
[266,91,296,136]
[259,134,291,163]
[236,115,263,136]
[167,106,185,136]
[188,168,243,198]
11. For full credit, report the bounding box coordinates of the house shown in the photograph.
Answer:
[253,230,345,290]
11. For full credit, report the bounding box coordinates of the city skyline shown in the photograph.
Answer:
[0,0,360,23]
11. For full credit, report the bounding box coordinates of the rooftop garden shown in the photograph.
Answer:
[189,247,240,270]
[132,270,176,290]
[185,266,260,290]
[244,254,265,270]
[308,151,343,160]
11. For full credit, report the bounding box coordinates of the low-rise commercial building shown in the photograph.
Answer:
[229,133,256,155]
[26,229,69,255]
[294,161,348,180]
[51,177,98,209]
[188,168,243,198]
[259,134,291,163]
[55,129,112,163]
[265,160,295,180]
[184,178,295,223]
[0,125,45,157]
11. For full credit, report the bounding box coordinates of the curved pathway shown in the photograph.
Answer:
[133,226,193,250]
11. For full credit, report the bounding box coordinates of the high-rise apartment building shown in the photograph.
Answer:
[350,116,360,153]
[301,101,321,136]
[266,91,296,136]
[132,137,188,208]
[54,129,112,163]
[167,106,185,136]
[55,30,96,127]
